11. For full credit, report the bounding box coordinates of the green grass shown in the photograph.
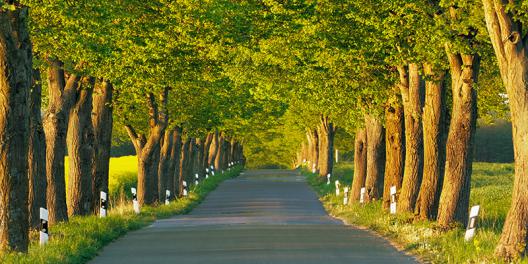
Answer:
[1,156,243,264]
[305,162,527,264]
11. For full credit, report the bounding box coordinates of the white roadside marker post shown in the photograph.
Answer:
[326,174,331,185]
[335,149,339,163]
[131,187,140,214]
[165,190,171,205]
[390,186,397,214]
[335,180,340,196]
[211,165,215,176]
[343,187,349,205]
[312,164,316,174]
[360,187,366,204]
[100,191,108,218]
[195,173,199,185]
[465,205,480,241]
[39,207,49,246]
[205,168,209,179]
[183,181,188,197]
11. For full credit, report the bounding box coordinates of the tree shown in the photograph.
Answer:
[481,0,528,260]
[125,88,169,206]
[0,1,32,251]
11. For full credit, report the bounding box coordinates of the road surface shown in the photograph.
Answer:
[90,170,418,264]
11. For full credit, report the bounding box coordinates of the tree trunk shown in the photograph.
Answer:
[67,76,95,216]
[28,69,47,228]
[482,2,528,258]
[195,137,204,176]
[350,128,367,202]
[0,6,32,251]
[437,51,479,227]
[382,98,405,210]
[125,89,168,206]
[318,116,336,177]
[398,63,424,213]
[214,135,225,170]
[203,133,213,170]
[364,114,385,201]
[208,131,219,169]
[91,80,113,214]
[158,129,173,201]
[43,60,78,224]
[415,64,446,220]
[170,128,182,195]
[178,137,191,197]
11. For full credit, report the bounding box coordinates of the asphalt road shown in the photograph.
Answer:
[90,170,418,264]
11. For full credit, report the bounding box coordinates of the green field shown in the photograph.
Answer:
[65,156,138,204]
[1,156,242,264]
[307,162,523,263]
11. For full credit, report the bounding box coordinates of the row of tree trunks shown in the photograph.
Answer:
[28,69,47,227]
[0,5,32,251]
[66,76,95,216]
[364,114,385,201]
[398,63,424,213]
[415,64,446,220]
[91,80,113,214]
[382,98,404,210]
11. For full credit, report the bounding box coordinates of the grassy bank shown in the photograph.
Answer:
[306,162,525,263]
[1,156,243,264]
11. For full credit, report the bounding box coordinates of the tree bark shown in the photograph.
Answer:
[437,51,479,227]
[415,64,446,220]
[398,63,424,213]
[91,80,113,214]
[482,1,528,259]
[318,115,336,177]
[364,114,385,201]
[67,76,95,216]
[43,60,78,224]
[382,97,405,210]
[0,6,32,251]
[125,88,168,206]
[350,128,367,202]
[28,69,47,228]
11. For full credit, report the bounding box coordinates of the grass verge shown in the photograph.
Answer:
[305,162,526,264]
[0,165,243,264]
